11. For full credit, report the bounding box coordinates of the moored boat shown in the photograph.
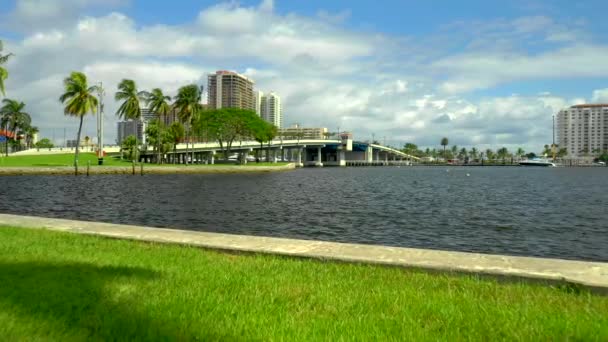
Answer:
[519,158,556,167]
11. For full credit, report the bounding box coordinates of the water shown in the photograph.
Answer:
[1,167,607,261]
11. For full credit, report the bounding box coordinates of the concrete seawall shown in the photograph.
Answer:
[0,163,296,176]
[1,213,607,292]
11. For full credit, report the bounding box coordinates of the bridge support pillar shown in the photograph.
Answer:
[366,146,373,163]
[210,151,215,165]
[339,150,346,167]
[296,148,303,167]
[315,147,323,167]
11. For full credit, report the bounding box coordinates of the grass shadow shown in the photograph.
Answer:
[0,261,227,340]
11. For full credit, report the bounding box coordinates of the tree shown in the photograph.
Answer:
[440,137,448,160]
[1,99,31,156]
[485,149,494,162]
[167,121,184,164]
[145,119,162,162]
[470,147,478,161]
[557,148,568,158]
[59,72,98,170]
[121,135,138,161]
[497,147,509,164]
[525,152,537,159]
[403,143,418,156]
[25,125,38,149]
[201,108,261,160]
[516,147,525,160]
[35,138,54,149]
[174,84,203,164]
[0,40,13,96]
[144,88,172,163]
[451,145,458,159]
[458,147,468,161]
[253,120,275,162]
[115,79,146,161]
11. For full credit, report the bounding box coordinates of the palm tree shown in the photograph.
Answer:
[25,125,38,149]
[458,147,468,161]
[440,137,448,160]
[0,40,13,96]
[516,147,525,161]
[470,147,478,161]
[167,121,185,164]
[59,71,99,171]
[174,84,203,164]
[115,79,146,161]
[144,88,171,163]
[485,149,494,162]
[1,99,31,155]
[497,147,509,164]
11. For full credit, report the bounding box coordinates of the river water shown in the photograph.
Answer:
[1,166,607,261]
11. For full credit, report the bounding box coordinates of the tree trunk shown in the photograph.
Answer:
[74,115,84,174]
[266,141,270,162]
[173,144,177,164]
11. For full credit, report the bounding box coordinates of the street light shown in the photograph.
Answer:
[97,82,105,165]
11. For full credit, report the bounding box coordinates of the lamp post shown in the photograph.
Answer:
[97,82,105,165]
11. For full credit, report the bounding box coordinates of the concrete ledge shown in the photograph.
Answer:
[0,164,295,176]
[1,213,607,292]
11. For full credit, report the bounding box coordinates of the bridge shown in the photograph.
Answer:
[12,139,420,167]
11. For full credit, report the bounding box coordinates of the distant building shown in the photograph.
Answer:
[556,104,608,158]
[278,124,328,140]
[260,92,282,128]
[117,120,145,145]
[207,70,255,111]
[141,108,157,122]
[254,90,264,117]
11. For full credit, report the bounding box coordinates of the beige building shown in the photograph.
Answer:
[207,70,255,111]
[278,124,328,140]
[556,104,608,157]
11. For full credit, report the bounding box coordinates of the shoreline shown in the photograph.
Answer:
[0,163,296,175]
[1,213,607,293]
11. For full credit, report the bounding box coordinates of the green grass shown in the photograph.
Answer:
[0,153,290,167]
[1,226,607,340]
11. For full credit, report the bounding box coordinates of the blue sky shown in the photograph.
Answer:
[1,0,608,150]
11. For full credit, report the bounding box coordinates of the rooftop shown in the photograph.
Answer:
[570,104,608,108]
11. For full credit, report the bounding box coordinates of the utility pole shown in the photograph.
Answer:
[97,82,105,165]
[63,128,66,148]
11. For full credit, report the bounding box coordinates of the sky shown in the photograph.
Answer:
[1,0,608,152]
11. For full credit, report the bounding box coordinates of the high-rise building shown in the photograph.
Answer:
[141,108,156,122]
[254,90,264,117]
[260,92,282,128]
[117,120,145,145]
[207,70,255,111]
[556,104,608,157]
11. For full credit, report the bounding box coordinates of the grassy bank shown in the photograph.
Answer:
[1,227,607,340]
[0,153,290,168]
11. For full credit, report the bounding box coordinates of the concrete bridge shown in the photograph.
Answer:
[12,139,419,167]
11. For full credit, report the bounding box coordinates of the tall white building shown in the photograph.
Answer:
[260,92,282,128]
[556,104,608,157]
[254,90,264,117]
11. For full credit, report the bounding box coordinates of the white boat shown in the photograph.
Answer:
[519,158,556,167]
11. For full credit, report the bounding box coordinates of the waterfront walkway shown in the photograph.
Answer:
[1,214,606,292]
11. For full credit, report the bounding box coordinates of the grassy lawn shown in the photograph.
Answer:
[1,227,607,340]
[0,153,290,167]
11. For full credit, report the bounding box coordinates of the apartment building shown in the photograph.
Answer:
[207,70,255,111]
[260,92,282,128]
[556,104,608,157]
